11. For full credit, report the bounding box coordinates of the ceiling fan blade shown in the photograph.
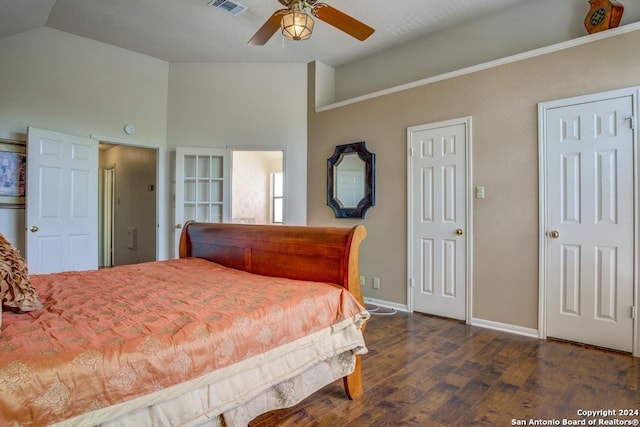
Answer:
[311,3,374,41]
[248,9,287,46]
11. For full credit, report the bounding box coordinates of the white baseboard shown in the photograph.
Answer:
[363,297,408,313]
[363,298,540,339]
[470,317,539,339]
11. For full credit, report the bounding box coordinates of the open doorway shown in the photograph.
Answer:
[231,150,284,225]
[101,165,115,267]
[99,143,157,267]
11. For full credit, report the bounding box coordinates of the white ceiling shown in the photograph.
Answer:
[0,0,531,67]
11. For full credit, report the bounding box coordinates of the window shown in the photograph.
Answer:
[271,172,283,224]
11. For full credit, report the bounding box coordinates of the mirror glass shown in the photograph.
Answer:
[327,142,375,218]
[334,153,365,208]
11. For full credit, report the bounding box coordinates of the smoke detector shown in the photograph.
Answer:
[208,0,248,16]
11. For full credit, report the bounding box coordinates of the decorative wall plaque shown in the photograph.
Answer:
[585,0,624,34]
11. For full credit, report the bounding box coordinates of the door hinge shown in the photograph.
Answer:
[627,116,636,130]
[409,145,414,157]
[632,306,637,319]
[409,278,414,288]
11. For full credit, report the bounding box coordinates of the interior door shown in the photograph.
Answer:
[174,147,230,257]
[408,119,469,320]
[26,127,98,273]
[544,94,634,352]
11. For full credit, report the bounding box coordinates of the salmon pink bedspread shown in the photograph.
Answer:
[0,258,367,426]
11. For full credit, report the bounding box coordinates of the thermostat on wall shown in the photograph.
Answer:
[124,124,136,135]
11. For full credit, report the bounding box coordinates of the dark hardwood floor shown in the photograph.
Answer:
[251,312,640,426]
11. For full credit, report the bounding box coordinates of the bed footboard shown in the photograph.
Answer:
[179,222,367,399]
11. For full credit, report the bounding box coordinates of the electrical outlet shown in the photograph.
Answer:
[360,275,366,287]
[373,277,380,289]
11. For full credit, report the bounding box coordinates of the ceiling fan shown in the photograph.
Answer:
[248,0,374,45]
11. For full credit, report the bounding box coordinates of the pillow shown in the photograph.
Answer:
[0,233,42,313]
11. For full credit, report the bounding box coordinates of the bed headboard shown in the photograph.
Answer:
[179,222,367,305]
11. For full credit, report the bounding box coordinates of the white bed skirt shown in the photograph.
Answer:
[54,313,368,427]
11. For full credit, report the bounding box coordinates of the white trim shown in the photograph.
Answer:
[470,317,539,339]
[538,86,640,357]
[317,23,640,113]
[367,300,540,340]
[91,134,157,148]
[363,297,408,313]
[406,128,413,314]
[635,89,640,359]
[467,119,474,324]
[406,116,473,322]
[537,97,548,341]
[226,144,287,152]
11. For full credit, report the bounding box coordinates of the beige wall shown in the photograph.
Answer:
[307,29,640,329]
[334,1,640,101]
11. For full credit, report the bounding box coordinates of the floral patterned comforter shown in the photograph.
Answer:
[0,258,366,426]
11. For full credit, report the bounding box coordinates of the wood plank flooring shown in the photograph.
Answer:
[250,312,640,426]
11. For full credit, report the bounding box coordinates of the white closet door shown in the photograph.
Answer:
[544,95,634,353]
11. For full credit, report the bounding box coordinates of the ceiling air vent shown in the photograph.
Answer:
[208,0,248,16]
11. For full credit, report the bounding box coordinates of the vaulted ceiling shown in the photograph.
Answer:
[0,0,531,66]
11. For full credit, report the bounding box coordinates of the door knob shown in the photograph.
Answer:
[175,224,183,229]
[455,228,464,235]
[549,230,560,239]
[30,226,39,232]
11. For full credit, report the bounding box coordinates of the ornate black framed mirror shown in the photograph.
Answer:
[327,141,375,218]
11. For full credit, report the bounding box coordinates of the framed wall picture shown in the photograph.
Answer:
[0,139,26,208]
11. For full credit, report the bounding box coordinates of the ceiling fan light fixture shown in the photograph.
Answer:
[281,10,314,41]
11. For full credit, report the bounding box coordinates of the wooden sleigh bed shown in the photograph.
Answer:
[0,222,368,426]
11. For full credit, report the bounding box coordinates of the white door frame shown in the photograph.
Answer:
[101,165,115,268]
[538,86,640,357]
[407,116,473,321]
[92,134,163,261]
